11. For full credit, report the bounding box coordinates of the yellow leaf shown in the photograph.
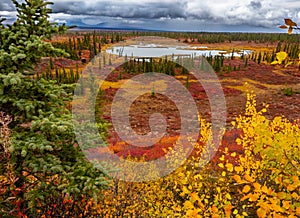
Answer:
[249,193,259,201]
[261,108,267,113]
[225,193,232,200]
[184,200,194,209]
[233,174,242,183]
[296,206,300,216]
[231,121,236,127]
[261,185,269,194]
[225,147,228,153]
[234,166,244,173]
[211,205,218,213]
[253,182,261,190]
[285,61,293,67]
[288,26,293,35]
[236,138,242,145]
[219,155,225,161]
[277,192,286,200]
[187,209,201,218]
[242,212,248,216]
[230,152,237,157]
[182,186,190,195]
[287,184,296,192]
[178,172,185,178]
[242,185,251,193]
[190,192,200,202]
[276,52,288,64]
[292,175,299,184]
[257,208,267,218]
[233,209,238,215]
[272,204,283,213]
[282,200,290,209]
[225,163,234,172]
[218,163,224,168]
[271,61,279,65]
[244,174,255,183]
[174,206,182,212]
[222,171,226,177]
[291,192,299,200]
[224,204,233,218]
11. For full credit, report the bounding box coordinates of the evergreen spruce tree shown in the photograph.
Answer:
[0,0,109,216]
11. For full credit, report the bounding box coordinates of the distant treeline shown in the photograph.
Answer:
[85,31,300,44]
[52,31,124,60]
[135,31,300,44]
[52,31,300,62]
[65,30,300,43]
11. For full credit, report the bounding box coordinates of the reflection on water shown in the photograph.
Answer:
[106,44,251,58]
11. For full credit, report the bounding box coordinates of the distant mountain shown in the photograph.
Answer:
[74,26,160,31]
[63,20,162,32]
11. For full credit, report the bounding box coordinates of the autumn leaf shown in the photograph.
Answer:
[280,19,297,34]
[288,26,293,34]
[233,174,242,183]
[230,152,237,157]
[253,182,261,190]
[234,166,244,173]
[261,185,269,194]
[257,208,267,218]
[287,184,296,192]
[184,200,194,209]
[182,186,190,195]
[249,193,259,201]
[219,155,225,161]
[190,192,200,202]
[218,163,224,168]
[242,185,251,193]
[285,18,297,27]
[272,51,288,64]
[279,25,288,29]
[277,52,288,64]
[285,61,293,67]
[282,200,290,209]
[186,209,201,218]
[244,173,255,183]
[211,205,218,213]
[225,163,234,172]
[224,204,233,218]
[296,207,300,216]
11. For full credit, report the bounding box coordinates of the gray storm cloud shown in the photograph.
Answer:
[1,0,299,31]
[51,1,188,19]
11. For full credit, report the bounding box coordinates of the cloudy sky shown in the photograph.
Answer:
[0,0,300,32]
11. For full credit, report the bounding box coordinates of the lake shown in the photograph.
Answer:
[106,43,251,58]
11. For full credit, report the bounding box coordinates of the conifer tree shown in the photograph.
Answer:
[0,0,109,216]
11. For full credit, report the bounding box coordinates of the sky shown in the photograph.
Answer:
[0,0,300,32]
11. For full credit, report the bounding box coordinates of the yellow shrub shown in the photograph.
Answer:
[91,92,299,217]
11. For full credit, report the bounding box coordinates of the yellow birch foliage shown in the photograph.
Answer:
[88,91,299,217]
[232,92,300,217]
